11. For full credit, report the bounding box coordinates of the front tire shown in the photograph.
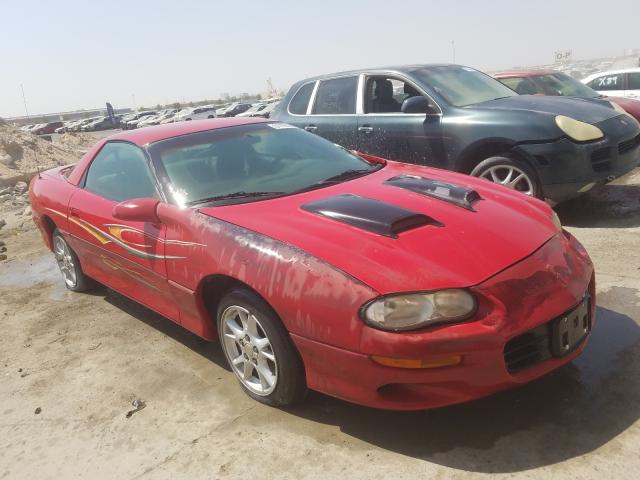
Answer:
[470,155,541,198]
[217,288,306,407]
[52,229,94,292]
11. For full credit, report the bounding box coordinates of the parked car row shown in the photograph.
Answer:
[122,100,282,130]
[20,122,64,135]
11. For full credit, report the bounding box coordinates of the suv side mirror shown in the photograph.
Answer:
[401,96,436,114]
[112,198,161,223]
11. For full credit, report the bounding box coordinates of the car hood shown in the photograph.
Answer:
[473,95,620,124]
[199,162,557,294]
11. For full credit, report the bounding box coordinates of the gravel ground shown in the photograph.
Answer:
[0,168,638,480]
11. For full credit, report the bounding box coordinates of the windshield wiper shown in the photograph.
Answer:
[188,191,285,206]
[321,168,378,183]
[292,168,379,194]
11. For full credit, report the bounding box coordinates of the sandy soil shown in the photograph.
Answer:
[0,169,638,480]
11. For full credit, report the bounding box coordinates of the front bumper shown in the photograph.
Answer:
[517,117,640,203]
[292,232,594,410]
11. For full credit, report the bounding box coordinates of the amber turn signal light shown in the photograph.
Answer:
[371,354,462,369]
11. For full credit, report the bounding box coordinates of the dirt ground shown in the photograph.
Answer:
[0,168,639,480]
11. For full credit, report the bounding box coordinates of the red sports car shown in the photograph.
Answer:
[29,118,595,410]
[494,69,640,122]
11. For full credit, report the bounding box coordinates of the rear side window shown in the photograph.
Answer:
[587,73,624,91]
[312,76,358,114]
[628,72,640,90]
[288,82,315,114]
[84,142,158,202]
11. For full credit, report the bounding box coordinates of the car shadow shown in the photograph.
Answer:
[96,285,230,371]
[97,284,640,473]
[556,182,640,228]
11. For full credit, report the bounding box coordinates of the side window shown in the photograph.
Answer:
[364,76,423,113]
[288,82,315,114]
[588,73,624,91]
[84,142,158,202]
[628,72,640,90]
[312,77,358,114]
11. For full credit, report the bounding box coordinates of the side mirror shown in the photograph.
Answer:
[401,96,436,114]
[112,198,161,223]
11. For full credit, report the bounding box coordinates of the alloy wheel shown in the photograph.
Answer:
[221,305,278,396]
[53,235,77,288]
[479,165,535,195]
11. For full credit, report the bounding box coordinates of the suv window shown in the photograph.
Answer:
[312,77,358,114]
[365,76,424,113]
[587,73,624,91]
[628,72,640,90]
[84,142,158,202]
[288,82,315,114]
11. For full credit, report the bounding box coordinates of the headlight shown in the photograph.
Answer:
[555,115,604,142]
[551,210,562,231]
[609,101,626,114]
[362,289,477,331]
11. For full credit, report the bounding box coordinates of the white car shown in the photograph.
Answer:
[173,106,218,122]
[582,68,640,100]
[235,103,267,117]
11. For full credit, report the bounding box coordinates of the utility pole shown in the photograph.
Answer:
[20,83,30,118]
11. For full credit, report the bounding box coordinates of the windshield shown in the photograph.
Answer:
[534,73,600,98]
[147,123,381,206]
[410,65,517,107]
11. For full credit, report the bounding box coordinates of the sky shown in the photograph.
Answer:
[2,0,639,117]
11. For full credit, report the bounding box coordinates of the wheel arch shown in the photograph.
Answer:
[197,273,285,337]
[457,138,520,174]
[40,214,57,251]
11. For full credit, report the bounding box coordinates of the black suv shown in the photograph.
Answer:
[272,64,640,203]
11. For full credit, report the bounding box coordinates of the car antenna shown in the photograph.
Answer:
[21,83,42,179]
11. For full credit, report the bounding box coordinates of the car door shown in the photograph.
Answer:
[586,72,626,98]
[299,75,360,149]
[66,141,178,319]
[356,75,445,166]
[626,72,640,99]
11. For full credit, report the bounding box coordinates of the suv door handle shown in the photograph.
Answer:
[304,125,318,132]
[358,126,374,134]
[69,207,80,217]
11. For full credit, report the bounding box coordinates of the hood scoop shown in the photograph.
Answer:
[384,175,482,211]
[301,194,442,238]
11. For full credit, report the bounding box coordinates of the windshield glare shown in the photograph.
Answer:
[411,65,517,107]
[148,123,380,206]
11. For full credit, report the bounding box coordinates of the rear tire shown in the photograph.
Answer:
[52,229,95,292]
[217,288,307,407]
[470,155,541,198]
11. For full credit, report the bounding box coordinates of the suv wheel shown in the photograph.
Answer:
[470,156,541,197]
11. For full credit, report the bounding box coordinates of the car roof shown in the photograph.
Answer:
[107,117,271,146]
[493,69,559,78]
[296,63,457,83]
[582,67,640,82]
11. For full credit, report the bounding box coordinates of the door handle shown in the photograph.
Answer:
[304,125,318,132]
[358,126,374,134]
[69,207,80,217]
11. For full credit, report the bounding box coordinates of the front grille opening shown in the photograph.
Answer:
[504,323,552,373]
[590,147,612,172]
[618,134,640,155]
